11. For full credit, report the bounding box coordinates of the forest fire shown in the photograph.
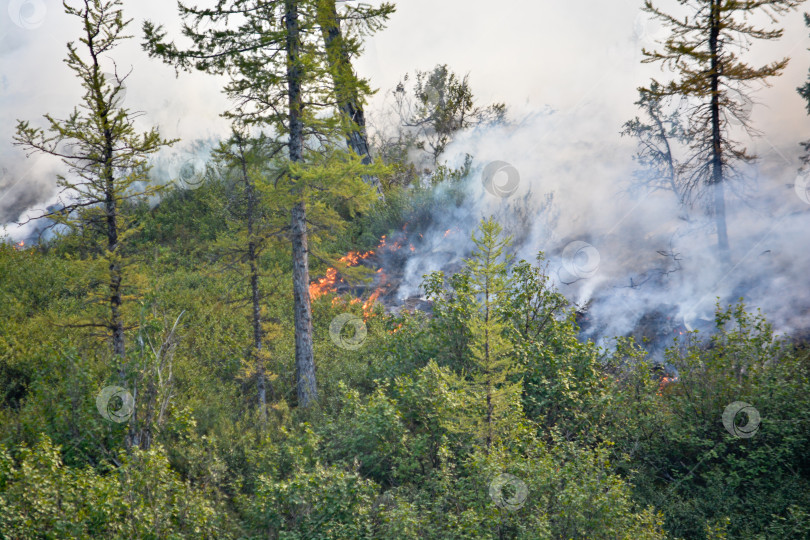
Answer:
[309,250,374,300]
[309,267,339,299]
[363,288,382,318]
[308,245,390,319]
[309,228,415,318]
[13,241,25,251]
[657,375,679,395]
[340,250,373,266]
[376,233,408,253]
[308,216,468,320]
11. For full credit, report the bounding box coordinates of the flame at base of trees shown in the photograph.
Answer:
[309,233,411,320]
[309,249,381,319]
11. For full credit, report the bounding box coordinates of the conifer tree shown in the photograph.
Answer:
[14,0,175,382]
[212,129,283,421]
[622,82,690,206]
[316,0,392,198]
[143,0,390,407]
[639,0,804,266]
[463,217,521,453]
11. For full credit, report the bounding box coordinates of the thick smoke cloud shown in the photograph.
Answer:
[392,102,810,343]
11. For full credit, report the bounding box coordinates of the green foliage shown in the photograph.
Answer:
[0,436,226,538]
[391,64,506,165]
[4,187,809,539]
[13,0,176,353]
[608,303,810,539]
[460,218,522,451]
[3,33,809,535]
[247,462,380,539]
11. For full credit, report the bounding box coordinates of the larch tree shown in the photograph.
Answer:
[13,0,175,384]
[142,0,390,407]
[211,129,285,421]
[622,82,691,207]
[640,0,804,266]
[464,217,521,454]
[316,0,391,198]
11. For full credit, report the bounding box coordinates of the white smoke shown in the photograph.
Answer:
[392,102,810,343]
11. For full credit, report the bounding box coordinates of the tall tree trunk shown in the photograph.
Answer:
[317,0,383,199]
[101,110,125,377]
[105,166,125,369]
[107,163,135,450]
[709,0,731,267]
[287,0,318,407]
[484,277,492,454]
[92,42,131,447]
[237,133,270,421]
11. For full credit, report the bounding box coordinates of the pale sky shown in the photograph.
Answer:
[2,0,809,231]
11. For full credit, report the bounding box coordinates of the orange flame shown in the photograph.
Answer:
[339,250,373,266]
[310,249,376,300]
[310,234,395,317]
[362,267,390,320]
[657,375,679,396]
[362,289,381,319]
[310,267,339,299]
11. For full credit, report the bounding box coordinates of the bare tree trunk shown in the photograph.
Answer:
[100,83,133,450]
[287,0,318,408]
[709,0,731,267]
[249,231,268,418]
[103,93,134,450]
[132,311,183,451]
[317,0,383,199]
